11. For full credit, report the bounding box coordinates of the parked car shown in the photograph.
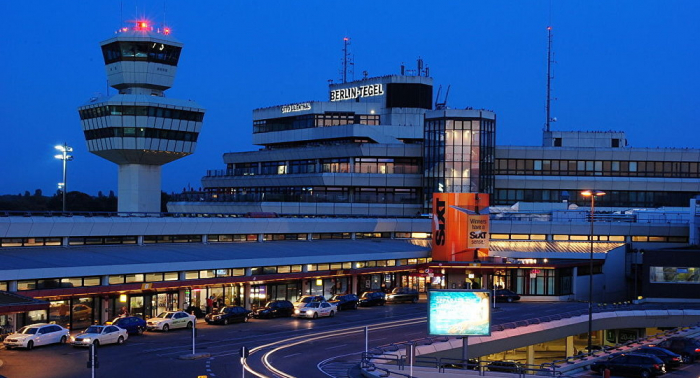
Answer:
[633,346,682,369]
[107,316,147,335]
[205,306,252,325]
[294,302,337,319]
[146,311,196,332]
[494,289,521,303]
[654,337,700,363]
[293,295,326,309]
[486,360,524,373]
[386,287,419,303]
[2,323,69,350]
[253,300,295,319]
[329,294,359,311]
[358,291,386,307]
[590,353,666,377]
[71,325,128,347]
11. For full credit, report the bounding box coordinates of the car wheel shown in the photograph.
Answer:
[330,311,335,318]
[380,301,385,306]
[224,318,230,325]
[26,341,34,350]
[117,336,124,345]
[640,369,651,378]
[507,297,514,303]
[60,335,67,344]
[186,322,193,329]
[682,354,692,363]
[312,313,319,319]
[243,316,249,323]
[163,324,170,332]
[137,327,144,335]
[93,340,100,347]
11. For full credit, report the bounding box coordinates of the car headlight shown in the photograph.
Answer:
[83,338,91,343]
[306,310,314,315]
[294,309,300,314]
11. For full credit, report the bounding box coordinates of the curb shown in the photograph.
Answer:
[178,353,211,360]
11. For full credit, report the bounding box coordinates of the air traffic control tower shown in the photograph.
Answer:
[78,21,205,213]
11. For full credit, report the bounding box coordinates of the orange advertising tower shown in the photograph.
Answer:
[431,193,490,262]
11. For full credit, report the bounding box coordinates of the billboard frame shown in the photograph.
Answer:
[427,289,491,337]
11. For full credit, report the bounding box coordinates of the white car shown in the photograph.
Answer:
[71,325,128,347]
[292,295,326,309]
[2,323,69,350]
[294,302,337,319]
[146,311,196,331]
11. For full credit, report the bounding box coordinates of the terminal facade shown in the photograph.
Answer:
[1,27,699,332]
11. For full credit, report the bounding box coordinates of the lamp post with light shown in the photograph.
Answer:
[581,189,605,355]
[54,143,74,212]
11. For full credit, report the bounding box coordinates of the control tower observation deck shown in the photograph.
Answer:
[78,21,205,213]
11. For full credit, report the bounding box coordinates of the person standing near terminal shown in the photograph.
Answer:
[206,295,214,314]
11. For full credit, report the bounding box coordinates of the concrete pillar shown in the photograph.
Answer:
[566,336,576,357]
[117,164,162,213]
[243,282,252,310]
[527,344,535,370]
[62,236,69,247]
[8,281,18,292]
[100,276,110,286]
[137,235,144,245]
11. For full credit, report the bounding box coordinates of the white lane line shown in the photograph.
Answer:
[325,344,347,350]
[283,352,302,358]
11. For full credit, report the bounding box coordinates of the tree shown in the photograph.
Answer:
[34,189,43,197]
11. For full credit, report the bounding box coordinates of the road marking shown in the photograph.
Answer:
[283,352,302,358]
[325,344,347,349]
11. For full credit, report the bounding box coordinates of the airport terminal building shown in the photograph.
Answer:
[1,28,699,332]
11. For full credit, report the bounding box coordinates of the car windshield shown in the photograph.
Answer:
[85,326,104,333]
[305,303,320,308]
[157,312,174,319]
[330,295,342,301]
[17,326,38,335]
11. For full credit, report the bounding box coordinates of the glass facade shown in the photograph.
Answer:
[423,116,495,208]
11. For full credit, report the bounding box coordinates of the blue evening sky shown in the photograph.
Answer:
[1,1,698,196]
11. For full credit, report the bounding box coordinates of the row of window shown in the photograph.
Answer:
[204,186,420,204]
[84,127,199,142]
[14,258,427,291]
[253,113,380,133]
[227,157,421,176]
[101,41,182,66]
[496,159,700,178]
[79,105,204,122]
[493,189,698,208]
[0,232,683,249]
[490,234,687,243]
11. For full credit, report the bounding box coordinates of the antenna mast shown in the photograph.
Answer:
[342,37,354,83]
[545,26,553,132]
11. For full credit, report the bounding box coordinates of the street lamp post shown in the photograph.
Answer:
[581,189,605,355]
[54,143,74,212]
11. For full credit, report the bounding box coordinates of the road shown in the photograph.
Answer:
[1,302,698,378]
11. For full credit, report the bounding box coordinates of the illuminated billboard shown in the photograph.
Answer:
[428,290,491,336]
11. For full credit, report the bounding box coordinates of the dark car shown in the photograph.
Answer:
[634,346,682,369]
[328,294,359,311]
[486,360,523,373]
[654,337,700,363]
[107,316,147,335]
[385,287,419,303]
[591,353,666,377]
[358,291,386,307]
[494,289,521,303]
[253,300,294,319]
[204,306,252,325]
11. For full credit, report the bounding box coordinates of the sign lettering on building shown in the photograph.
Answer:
[330,84,384,102]
[281,103,312,113]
